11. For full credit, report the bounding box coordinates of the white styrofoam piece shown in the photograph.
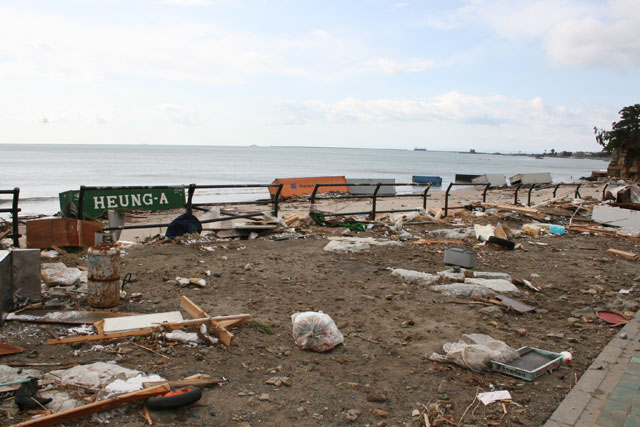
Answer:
[103,311,183,333]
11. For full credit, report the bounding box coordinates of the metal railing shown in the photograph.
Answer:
[0,188,20,247]
[185,183,283,217]
[443,183,491,218]
[513,183,582,207]
[308,182,431,220]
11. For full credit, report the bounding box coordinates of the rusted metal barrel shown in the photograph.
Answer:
[87,246,120,308]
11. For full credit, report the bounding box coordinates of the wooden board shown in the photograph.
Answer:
[0,342,24,355]
[26,218,103,248]
[102,312,183,333]
[481,203,541,215]
[14,384,170,426]
[7,310,140,325]
[607,248,639,261]
[180,296,234,346]
[47,329,154,344]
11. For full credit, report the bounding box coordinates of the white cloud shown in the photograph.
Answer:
[0,8,438,85]
[281,91,592,131]
[425,0,640,70]
[158,104,200,126]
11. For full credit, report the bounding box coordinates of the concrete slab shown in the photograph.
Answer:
[11,248,41,304]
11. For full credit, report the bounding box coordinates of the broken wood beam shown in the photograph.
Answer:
[46,329,154,344]
[13,383,170,427]
[607,248,639,261]
[157,314,250,330]
[142,378,226,389]
[481,203,541,215]
[180,296,235,346]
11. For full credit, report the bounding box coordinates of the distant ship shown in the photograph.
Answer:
[414,147,427,151]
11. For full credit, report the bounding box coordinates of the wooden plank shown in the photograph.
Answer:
[180,296,234,346]
[14,384,170,427]
[158,314,250,330]
[46,329,154,344]
[180,296,209,319]
[7,310,141,325]
[607,248,639,261]
[102,312,183,333]
[0,342,24,355]
[481,203,541,215]
[142,378,226,389]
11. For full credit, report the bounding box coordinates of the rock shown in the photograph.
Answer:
[345,409,362,422]
[390,268,439,285]
[473,271,512,281]
[432,283,495,298]
[188,278,206,287]
[165,279,178,286]
[621,333,628,339]
[41,263,84,287]
[411,409,420,417]
[567,317,580,324]
[464,278,519,294]
[367,390,388,403]
[257,393,270,401]
[244,263,252,271]
[571,307,597,319]
[175,277,190,286]
[479,306,504,318]
[373,409,389,418]
[437,269,465,283]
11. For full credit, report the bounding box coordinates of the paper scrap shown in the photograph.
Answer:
[478,390,512,405]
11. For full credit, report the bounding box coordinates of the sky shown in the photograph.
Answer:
[0,0,638,153]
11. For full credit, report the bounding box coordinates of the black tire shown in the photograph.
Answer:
[145,387,202,410]
[488,236,515,250]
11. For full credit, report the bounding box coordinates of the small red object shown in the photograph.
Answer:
[596,310,628,326]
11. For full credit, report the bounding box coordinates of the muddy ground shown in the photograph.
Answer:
[2,203,640,426]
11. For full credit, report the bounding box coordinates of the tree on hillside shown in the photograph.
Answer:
[595,104,640,179]
[594,104,640,154]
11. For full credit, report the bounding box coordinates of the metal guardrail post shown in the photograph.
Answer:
[575,183,582,199]
[272,184,283,217]
[370,183,382,220]
[310,184,320,204]
[443,183,453,218]
[186,184,196,213]
[482,184,491,203]
[78,185,86,220]
[421,183,431,210]
[602,183,611,201]
[514,184,522,205]
[552,183,562,198]
[11,187,20,247]
[527,185,536,207]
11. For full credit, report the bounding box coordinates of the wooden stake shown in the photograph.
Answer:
[14,384,170,427]
[142,405,153,425]
[607,248,639,261]
[46,329,154,344]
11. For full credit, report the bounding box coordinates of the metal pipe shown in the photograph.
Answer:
[422,183,432,210]
[514,184,522,205]
[321,208,420,217]
[527,185,536,207]
[575,183,582,199]
[370,183,382,220]
[102,212,263,232]
[186,183,196,213]
[443,183,453,218]
[310,184,320,204]
[481,184,491,203]
[11,188,20,247]
[553,183,561,198]
[273,183,283,217]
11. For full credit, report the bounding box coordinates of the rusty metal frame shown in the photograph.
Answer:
[0,187,20,246]
[443,183,490,218]
[185,183,284,217]
[552,182,582,199]
[309,182,431,220]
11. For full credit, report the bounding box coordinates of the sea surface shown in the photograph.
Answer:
[0,144,610,217]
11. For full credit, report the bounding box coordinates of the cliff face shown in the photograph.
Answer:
[607,144,640,181]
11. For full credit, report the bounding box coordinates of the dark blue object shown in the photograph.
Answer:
[412,175,442,186]
[166,213,202,239]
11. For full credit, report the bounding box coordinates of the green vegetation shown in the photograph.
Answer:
[595,104,640,154]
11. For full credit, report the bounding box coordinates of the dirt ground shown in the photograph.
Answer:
[2,184,640,426]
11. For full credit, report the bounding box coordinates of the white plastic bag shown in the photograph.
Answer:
[291,311,344,352]
[429,334,518,371]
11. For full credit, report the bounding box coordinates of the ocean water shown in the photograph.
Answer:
[0,144,610,217]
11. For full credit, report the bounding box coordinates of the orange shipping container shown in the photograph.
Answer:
[269,176,350,199]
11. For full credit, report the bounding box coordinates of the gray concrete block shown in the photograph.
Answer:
[11,249,41,304]
[576,368,607,393]
[549,390,592,425]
